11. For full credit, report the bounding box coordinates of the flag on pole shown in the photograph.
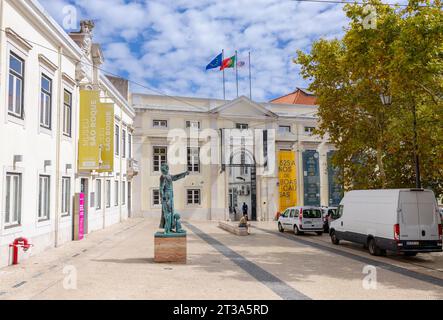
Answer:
[237,61,246,68]
[220,55,236,70]
[206,53,223,70]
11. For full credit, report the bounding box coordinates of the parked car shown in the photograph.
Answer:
[278,206,324,236]
[321,207,337,233]
[329,189,443,256]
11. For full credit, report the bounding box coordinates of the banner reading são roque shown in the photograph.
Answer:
[78,90,114,172]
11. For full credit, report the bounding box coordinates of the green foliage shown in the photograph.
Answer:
[295,0,443,198]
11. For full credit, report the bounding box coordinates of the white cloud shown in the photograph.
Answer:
[40,0,349,101]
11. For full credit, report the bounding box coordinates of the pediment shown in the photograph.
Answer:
[211,96,278,119]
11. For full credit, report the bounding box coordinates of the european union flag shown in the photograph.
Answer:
[206,53,223,70]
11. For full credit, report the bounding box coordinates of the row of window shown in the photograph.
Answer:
[4,173,72,227]
[153,146,200,173]
[152,119,315,136]
[114,124,132,158]
[8,51,73,136]
[152,189,201,206]
[4,173,129,228]
[95,179,127,210]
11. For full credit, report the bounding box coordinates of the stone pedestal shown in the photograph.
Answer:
[154,232,187,264]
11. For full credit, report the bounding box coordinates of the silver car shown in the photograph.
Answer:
[278,206,324,236]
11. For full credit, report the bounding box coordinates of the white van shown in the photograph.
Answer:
[329,189,443,256]
[278,206,324,235]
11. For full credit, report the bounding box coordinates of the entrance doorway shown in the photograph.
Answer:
[227,140,257,223]
[228,165,257,221]
[80,178,89,235]
[127,181,132,218]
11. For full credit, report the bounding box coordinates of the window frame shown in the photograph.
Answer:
[96,179,102,210]
[122,128,127,158]
[153,146,168,173]
[152,189,161,207]
[304,126,316,134]
[114,180,119,206]
[38,175,51,221]
[63,89,72,137]
[8,51,25,119]
[115,124,120,156]
[278,125,291,134]
[128,133,132,159]
[153,119,168,128]
[4,172,22,228]
[121,181,126,205]
[39,73,52,129]
[236,123,249,130]
[186,189,201,206]
[187,147,200,173]
[186,120,201,129]
[105,180,111,208]
[61,176,71,217]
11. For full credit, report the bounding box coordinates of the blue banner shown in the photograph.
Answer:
[327,151,343,206]
[303,150,320,206]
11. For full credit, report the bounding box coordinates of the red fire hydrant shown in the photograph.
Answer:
[9,237,33,265]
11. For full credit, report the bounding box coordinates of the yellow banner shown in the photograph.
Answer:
[79,90,100,170]
[78,91,114,172]
[278,151,297,212]
[97,103,114,172]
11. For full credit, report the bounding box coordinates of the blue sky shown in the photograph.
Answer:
[40,0,349,101]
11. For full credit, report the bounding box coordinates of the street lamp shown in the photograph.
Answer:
[380,93,422,189]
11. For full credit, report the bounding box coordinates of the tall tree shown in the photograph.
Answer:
[295,0,443,197]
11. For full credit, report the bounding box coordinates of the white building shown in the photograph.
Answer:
[0,0,135,267]
[69,21,137,233]
[0,0,81,266]
[131,93,342,223]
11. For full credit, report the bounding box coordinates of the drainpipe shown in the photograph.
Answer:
[54,46,63,247]
[119,106,123,223]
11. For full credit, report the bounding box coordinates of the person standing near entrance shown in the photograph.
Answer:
[242,202,248,217]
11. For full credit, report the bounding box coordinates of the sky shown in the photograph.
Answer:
[39,0,349,102]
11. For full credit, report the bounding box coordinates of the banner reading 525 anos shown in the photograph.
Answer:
[78,91,114,172]
[278,151,297,212]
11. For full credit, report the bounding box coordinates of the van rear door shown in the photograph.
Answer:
[399,191,420,241]
[417,191,439,241]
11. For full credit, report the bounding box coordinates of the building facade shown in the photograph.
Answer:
[132,94,342,223]
[0,0,135,267]
[70,21,137,233]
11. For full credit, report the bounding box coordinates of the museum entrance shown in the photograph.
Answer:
[227,150,257,221]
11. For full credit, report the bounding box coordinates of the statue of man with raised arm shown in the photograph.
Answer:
[159,163,190,234]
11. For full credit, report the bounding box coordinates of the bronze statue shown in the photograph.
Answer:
[159,163,189,234]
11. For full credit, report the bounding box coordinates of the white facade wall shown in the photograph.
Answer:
[0,0,82,267]
[0,0,135,267]
[132,94,338,223]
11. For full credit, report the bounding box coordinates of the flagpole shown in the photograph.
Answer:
[249,51,252,100]
[235,50,239,98]
[222,49,226,100]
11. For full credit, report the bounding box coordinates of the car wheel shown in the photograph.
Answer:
[316,231,323,236]
[368,238,382,256]
[278,223,284,233]
[330,231,340,245]
[404,252,418,257]
[294,225,301,235]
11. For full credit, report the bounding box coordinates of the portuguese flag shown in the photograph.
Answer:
[220,55,236,70]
